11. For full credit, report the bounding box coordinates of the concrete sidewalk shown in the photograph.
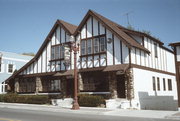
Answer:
[0,102,179,120]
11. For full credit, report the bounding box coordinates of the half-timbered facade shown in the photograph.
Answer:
[5,10,178,110]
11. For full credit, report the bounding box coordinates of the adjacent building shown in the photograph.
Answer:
[0,51,33,94]
[169,42,180,111]
[5,10,178,110]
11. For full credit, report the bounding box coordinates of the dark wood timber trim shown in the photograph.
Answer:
[46,46,47,72]
[33,62,34,74]
[135,48,137,64]
[112,34,115,65]
[105,28,107,66]
[140,50,142,65]
[92,16,94,68]
[41,55,43,73]
[150,40,153,68]
[81,34,105,40]
[120,40,123,64]
[98,21,101,67]
[85,23,88,68]
[131,64,175,76]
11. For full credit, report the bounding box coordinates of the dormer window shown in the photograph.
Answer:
[154,43,158,58]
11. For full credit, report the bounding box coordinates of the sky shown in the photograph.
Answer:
[0,0,180,54]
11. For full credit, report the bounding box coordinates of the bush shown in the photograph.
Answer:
[78,94,105,107]
[0,93,49,104]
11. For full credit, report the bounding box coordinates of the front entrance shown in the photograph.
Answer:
[117,75,126,98]
[66,79,74,97]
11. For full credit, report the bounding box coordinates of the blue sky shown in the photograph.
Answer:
[0,0,179,54]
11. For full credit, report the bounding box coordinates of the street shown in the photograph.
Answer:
[0,107,177,121]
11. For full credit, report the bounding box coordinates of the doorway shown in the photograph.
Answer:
[117,75,126,98]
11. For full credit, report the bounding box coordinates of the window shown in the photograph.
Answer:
[154,43,158,58]
[0,63,1,72]
[157,77,160,91]
[8,64,13,73]
[168,79,172,91]
[152,77,156,91]
[81,40,86,55]
[87,39,92,54]
[51,80,61,91]
[100,36,106,52]
[94,38,99,53]
[51,47,55,60]
[55,46,60,59]
[163,78,166,91]
[60,46,64,58]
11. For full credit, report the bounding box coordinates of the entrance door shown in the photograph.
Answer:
[117,75,126,98]
[66,79,74,98]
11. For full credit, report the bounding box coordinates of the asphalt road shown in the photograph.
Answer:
[0,108,177,121]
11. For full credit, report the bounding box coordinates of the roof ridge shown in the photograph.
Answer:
[58,19,77,35]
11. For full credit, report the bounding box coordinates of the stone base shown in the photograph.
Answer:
[51,98,73,108]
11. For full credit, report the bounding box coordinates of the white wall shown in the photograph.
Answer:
[132,37,175,73]
[133,67,178,110]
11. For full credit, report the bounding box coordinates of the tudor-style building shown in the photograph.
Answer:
[5,10,178,110]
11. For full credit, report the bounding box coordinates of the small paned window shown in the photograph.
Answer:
[55,46,60,59]
[60,46,64,58]
[152,77,156,91]
[81,40,86,55]
[100,36,106,52]
[87,39,92,54]
[8,64,13,73]
[94,38,99,53]
[154,43,158,58]
[51,47,55,60]
[168,79,172,91]
[163,78,166,91]
[157,77,160,91]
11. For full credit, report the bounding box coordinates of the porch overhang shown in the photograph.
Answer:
[53,70,74,77]
[103,64,129,74]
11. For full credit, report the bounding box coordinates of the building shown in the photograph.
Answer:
[5,10,178,110]
[169,42,180,111]
[0,51,33,94]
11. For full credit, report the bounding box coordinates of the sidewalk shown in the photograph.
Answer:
[0,102,179,120]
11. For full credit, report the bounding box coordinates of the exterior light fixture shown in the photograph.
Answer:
[107,38,113,43]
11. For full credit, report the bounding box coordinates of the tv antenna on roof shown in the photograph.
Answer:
[123,11,133,26]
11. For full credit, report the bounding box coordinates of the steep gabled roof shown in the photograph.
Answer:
[74,10,150,53]
[5,20,77,83]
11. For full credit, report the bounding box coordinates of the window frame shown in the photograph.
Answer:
[163,78,166,91]
[87,39,92,54]
[94,37,99,53]
[8,64,13,73]
[157,77,160,91]
[100,36,106,52]
[168,79,172,91]
[81,40,86,55]
[154,43,158,58]
[152,77,156,91]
